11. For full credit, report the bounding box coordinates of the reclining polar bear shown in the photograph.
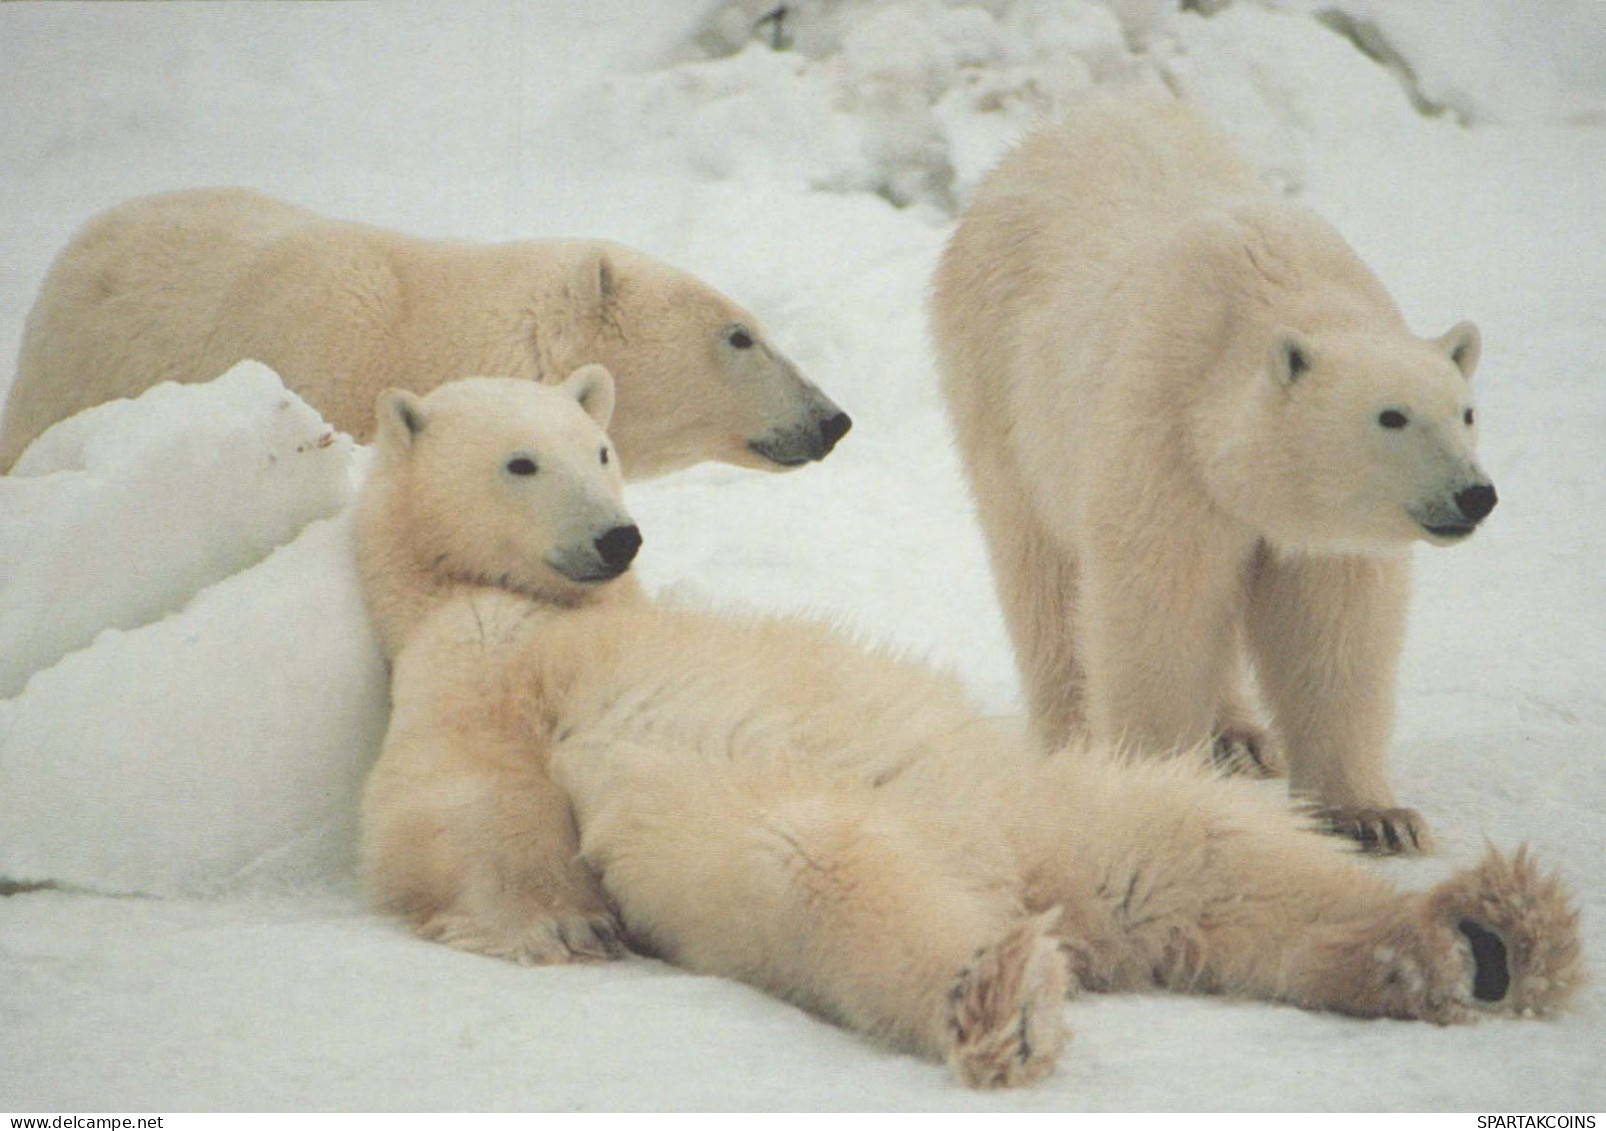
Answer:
[354,373,1578,1089]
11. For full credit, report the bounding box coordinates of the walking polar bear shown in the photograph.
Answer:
[933,97,1497,854]
[356,374,1577,1089]
[0,188,849,477]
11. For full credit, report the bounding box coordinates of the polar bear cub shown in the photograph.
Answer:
[933,97,1496,853]
[2,188,850,477]
[356,374,1577,1088]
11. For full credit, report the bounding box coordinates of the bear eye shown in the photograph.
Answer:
[728,327,754,350]
[505,456,538,476]
[1463,407,1475,427]
[1286,345,1309,379]
[1377,410,1409,430]
[599,446,610,466]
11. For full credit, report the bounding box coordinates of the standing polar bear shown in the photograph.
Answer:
[933,98,1497,853]
[0,188,850,477]
[355,374,1577,1089]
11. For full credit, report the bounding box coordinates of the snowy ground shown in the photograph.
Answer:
[2,0,1603,1112]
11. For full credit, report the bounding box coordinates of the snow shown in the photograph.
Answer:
[1,0,1603,1112]
[0,363,356,700]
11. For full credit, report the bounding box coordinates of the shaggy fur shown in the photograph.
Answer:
[932,97,1496,853]
[357,377,1579,1089]
[2,188,849,476]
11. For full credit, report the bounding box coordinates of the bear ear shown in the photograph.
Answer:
[1437,321,1481,379]
[562,363,616,431]
[569,248,618,321]
[1269,332,1312,387]
[375,388,427,451]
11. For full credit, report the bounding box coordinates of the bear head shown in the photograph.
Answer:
[1206,318,1495,554]
[373,368,641,604]
[561,246,852,479]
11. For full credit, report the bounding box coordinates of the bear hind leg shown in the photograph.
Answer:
[975,468,1089,752]
[1011,753,1581,1021]
[946,910,1071,1089]
[1185,842,1581,1023]
[574,765,1069,1088]
[1417,846,1582,1018]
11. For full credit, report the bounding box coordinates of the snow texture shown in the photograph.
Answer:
[1,0,1602,1112]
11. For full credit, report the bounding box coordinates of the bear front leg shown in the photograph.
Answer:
[1078,520,1249,759]
[362,710,623,966]
[1245,551,1428,853]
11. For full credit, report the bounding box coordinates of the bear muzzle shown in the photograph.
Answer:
[550,523,643,583]
[595,523,643,573]
[1454,482,1498,524]
[748,410,853,467]
[1414,480,1498,542]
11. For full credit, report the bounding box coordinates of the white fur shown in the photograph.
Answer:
[932,97,1495,851]
[2,188,849,477]
[356,377,1577,1089]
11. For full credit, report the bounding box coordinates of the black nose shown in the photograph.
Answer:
[1455,483,1498,523]
[817,411,852,454]
[594,524,642,572]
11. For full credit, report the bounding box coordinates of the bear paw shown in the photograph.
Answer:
[1312,805,1433,855]
[420,908,626,967]
[1423,846,1584,1020]
[1210,726,1279,779]
[944,910,1070,1089]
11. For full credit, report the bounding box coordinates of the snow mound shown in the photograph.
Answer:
[1278,0,1606,126]
[0,367,385,896]
[1154,3,1437,190]
[572,0,1489,212]
[580,0,1148,211]
[0,361,355,698]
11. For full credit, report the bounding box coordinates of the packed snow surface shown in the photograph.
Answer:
[1,0,1602,1111]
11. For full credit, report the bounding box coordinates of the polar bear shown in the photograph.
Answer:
[356,374,1576,1088]
[0,188,850,477]
[932,97,1497,854]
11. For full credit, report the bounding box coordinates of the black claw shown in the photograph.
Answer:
[1459,919,1511,1003]
[1381,821,1402,852]
[1245,740,1269,775]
